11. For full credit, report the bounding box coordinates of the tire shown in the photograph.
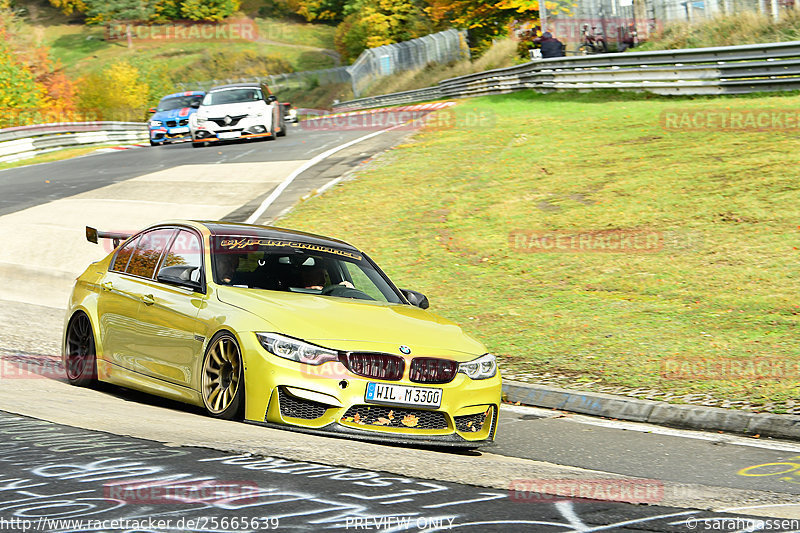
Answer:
[64,312,97,386]
[201,332,244,420]
[149,140,161,147]
[192,141,206,148]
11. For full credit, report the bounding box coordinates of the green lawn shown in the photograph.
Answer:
[279,91,800,412]
[29,15,337,78]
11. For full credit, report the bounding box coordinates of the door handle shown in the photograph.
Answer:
[141,294,155,306]
[101,282,113,292]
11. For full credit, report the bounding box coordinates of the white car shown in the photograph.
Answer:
[190,83,286,147]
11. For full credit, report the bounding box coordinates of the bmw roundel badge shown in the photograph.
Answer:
[399,345,411,355]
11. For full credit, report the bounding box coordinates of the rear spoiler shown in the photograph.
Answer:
[85,226,132,248]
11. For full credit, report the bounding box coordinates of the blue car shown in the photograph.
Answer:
[148,91,205,146]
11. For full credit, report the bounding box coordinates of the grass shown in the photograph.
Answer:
[279,91,800,410]
[39,26,337,78]
[640,10,800,50]
[0,144,129,171]
[19,0,338,78]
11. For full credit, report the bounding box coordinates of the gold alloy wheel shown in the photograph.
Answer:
[202,334,242,415]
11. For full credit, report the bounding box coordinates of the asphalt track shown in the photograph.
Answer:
[0,119,799,531]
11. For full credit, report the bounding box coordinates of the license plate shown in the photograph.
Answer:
[217,131,241,139]
[365,383,441,408]
[171,126,189,133]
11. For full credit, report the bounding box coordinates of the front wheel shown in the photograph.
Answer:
[64,312,97,386]
[201,332,244,419]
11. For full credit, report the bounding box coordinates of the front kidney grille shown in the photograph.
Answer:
[409,357,457,384]
[341,405,447,430]
[278,388,328,420]
[454,406,493,433]
[340,353,404,381]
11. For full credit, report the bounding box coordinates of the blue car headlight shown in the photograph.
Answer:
[458,354,496,380]
[149,120,162,127]
[256,333,339,366]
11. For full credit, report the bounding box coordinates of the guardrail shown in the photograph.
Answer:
[332,40,800,111]
[0,122,148,163]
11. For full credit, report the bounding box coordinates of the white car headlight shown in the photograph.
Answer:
[149,120,162,127]
[458,354,496,380]
[256,333,339,366]
[196,115,207,123]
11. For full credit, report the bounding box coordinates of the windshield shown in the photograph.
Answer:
[211,236,402,304]
[203,88,263,106]
[157,95,203,112]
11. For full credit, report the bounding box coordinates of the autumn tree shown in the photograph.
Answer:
[334,0,432,61]
[78,62,150,121]
[47,0,88,15]
[179,0,241,21]
[291,0,347,22]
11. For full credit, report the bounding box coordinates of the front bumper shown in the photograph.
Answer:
[192,116,273,143]
[241,335,501,447]
[150,124,192,143]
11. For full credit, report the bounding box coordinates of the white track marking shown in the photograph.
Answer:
[501,404,800,453]
[555,501,589,531]
[245,125,404,224]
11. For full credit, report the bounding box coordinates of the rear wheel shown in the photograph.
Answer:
[201,332,244,419]
[64,312,96,386]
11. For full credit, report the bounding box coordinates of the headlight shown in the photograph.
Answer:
[149,120,162,127]
[196,115,207,123]
[458,354,496,380]
[256,333,339,366]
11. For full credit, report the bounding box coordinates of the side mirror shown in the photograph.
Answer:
[189,101,201,108]
[157,267,202,292]
[267,95,277,103]
[148,107,156,113]
[401,289,429,309]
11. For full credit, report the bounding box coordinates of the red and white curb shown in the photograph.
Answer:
[94,143,148,153]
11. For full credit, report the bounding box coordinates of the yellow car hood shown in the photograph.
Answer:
[216,287,486,359]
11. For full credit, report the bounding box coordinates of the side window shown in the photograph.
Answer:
[111,237,139,272]
[158,230,203,283]
[343,262,387,302]
[126,229,175,279]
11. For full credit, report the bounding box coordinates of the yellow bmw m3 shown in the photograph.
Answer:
[63,221,501,447]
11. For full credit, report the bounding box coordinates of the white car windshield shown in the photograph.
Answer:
[203,89,263,106]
